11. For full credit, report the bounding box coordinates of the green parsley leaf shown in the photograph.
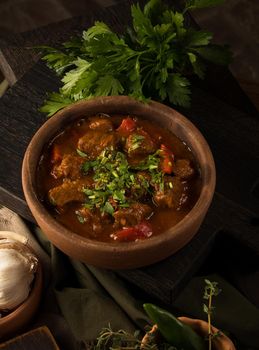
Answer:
[185,30,213,47]
[39,92,73,117]
[188,52,206,79]
[128,134,145,152]
[83,21,112,40]
[77,149,88,157]
[94,75,124,96]
[192,45,232,65]
[61,58,92,96]
[167,73,191,107]
[39,46,76,75]
[103,201,114,215]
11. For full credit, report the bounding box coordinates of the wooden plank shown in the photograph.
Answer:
[0,326,59,350]
[118,192,259,303]
[0,2,103,85]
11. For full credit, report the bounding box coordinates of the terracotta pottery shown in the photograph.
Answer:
[0,259,43,339]
[22,96,216,269]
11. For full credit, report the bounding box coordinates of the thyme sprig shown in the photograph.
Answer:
[203,279,222,350]
[94,325,176,350]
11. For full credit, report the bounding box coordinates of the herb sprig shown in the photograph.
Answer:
[95,325,176,350]
[40,0,231,117]
[203,279,222,350]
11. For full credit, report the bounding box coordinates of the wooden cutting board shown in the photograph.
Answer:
[0,327,59,350]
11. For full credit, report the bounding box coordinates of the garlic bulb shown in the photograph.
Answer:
[0,238,38,311]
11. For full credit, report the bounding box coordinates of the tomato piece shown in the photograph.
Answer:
[112,220,153,242]
[160,144,174,174]
[117,117,136,136]
[51,144,63,163]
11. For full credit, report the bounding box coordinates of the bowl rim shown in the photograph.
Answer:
[22,96,216,255]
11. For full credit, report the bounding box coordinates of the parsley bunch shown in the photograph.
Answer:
[40,0,231,117]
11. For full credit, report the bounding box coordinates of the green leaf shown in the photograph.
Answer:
[188,52,206,78]
[40,48,76,76]
[94,75,124,96]
[167,73,191,107]
[77,149,88,157]
[192,45,232,65]
[61,58,91,95]
[144,0,162,16]
[162,10,186,36]
[83,21,112,40]
[143,0,166,25]
[171,11,186,36]
[185,30,213,47]
[185,0,225,11]
[71,70,98,97]
[103,201,114,215]
[131,3,154,42]
[39,92,73,117]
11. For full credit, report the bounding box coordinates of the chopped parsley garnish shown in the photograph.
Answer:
[77,149,88,157]
[81,148,164,215]
[128,134,145,152]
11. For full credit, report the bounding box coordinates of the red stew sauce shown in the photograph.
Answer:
[37,114,201,242]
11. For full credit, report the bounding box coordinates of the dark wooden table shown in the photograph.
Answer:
[0,0,259,304]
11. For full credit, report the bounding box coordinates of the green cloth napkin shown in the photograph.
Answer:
[34,228,259,349]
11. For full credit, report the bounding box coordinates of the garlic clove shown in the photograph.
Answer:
[0,239,38,312]
[0,231,28,245]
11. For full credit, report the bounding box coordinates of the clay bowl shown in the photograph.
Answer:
[22,96,216,269]
[0,258,42,340]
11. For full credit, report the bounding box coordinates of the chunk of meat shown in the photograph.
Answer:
[113,203,153,228]
[130,172,151,200]
[153,176,186,209]
[51,154,85,180]
[174,159,195,180]
[75,207,110,235]
[78,130,118,159]
[125,130,156,157]
[48,178,92,207]
[89,116,113,132]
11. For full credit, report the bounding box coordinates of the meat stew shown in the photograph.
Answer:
[37,114,201,242]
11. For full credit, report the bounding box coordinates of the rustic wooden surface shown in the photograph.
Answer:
[0,326,59,350]
[0,0,259,303]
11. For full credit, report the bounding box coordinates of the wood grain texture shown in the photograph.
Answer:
[0,326,59,350]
